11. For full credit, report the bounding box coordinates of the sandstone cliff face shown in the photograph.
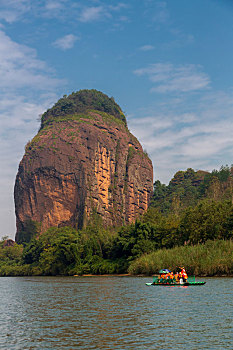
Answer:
[14,91,153,242]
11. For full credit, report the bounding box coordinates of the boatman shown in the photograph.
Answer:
[181,267,188,282]
[174,271,179,282]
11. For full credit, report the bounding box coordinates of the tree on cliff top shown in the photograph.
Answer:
[41,89,126,128]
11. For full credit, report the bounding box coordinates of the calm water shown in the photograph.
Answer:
[0,276,232,349]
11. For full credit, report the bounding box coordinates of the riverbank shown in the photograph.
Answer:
[128,239,233,276]
[1,239,232,277]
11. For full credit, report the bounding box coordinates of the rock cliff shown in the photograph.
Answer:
[14,90,153,242]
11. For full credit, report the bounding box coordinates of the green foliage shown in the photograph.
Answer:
[223,209,233,239]
[75,212,124,274]
[16,220,41,246]
[151,166,233,214]
[111,215,181,264]
[23,227,81,275]
[180,200,232,244]
[150,180,169,212]
[0,264,31,277]
[204,165,231,184]
[20,215,125,276]
[0,237,25,276]
[0,238,23,264]
[41,89,126,128]
[128,240,233,276]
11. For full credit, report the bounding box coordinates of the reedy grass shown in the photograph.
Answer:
[128,240,233,276]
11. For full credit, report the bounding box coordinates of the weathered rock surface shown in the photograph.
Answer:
[14,90,153,242]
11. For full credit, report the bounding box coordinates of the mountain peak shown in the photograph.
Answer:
[41,89,126,129]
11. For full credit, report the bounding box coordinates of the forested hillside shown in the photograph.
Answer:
[151,166,233,213]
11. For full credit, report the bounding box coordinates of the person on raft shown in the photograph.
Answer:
[172,267,188,283]
[180,267,188,282]
[158,268,188,284]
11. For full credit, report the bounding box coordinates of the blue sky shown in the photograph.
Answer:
[1,0,233,238]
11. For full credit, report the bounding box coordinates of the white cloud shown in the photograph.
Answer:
[139,45,154,51]
[77,3,128,23]
[0,0,31,23]
[0,30,63,90]
[53,34,78,50]
[78,6,107,23]
[45,0,65,11]
[134,63,210,93]
[42,0,71,19]
[0,1,129,27]
[128,90,233,184]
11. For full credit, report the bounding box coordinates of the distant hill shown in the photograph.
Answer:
[150,166,233,213]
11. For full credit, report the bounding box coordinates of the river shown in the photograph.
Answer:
[0,276,232,349]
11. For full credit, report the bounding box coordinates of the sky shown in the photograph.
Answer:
[1,0,233,239]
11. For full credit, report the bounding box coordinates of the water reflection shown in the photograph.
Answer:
[0,276,232,349]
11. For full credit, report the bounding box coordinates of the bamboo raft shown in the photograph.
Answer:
[146,275,206,286]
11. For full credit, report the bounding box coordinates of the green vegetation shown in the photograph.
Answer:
[41,89,126,128]
[0,237,25,276]
[22,227,81,275]
[16,220,41,246]
[0,218,126,276]
[151,166,233,213]
[1,166,233,277]
[128,240,233,276]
